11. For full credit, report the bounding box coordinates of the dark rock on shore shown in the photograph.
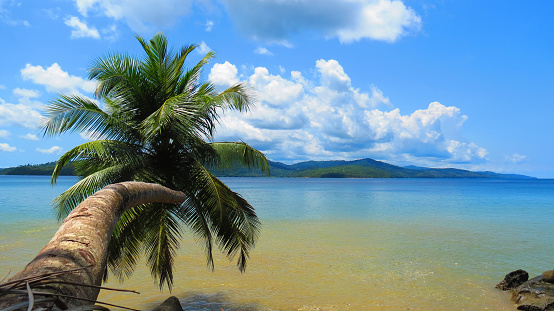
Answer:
[152,296,184,311]
[498,270,554,311]
[497,269,530,291]
[542,271,554,283]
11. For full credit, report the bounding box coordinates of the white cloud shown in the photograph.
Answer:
[0,85,6,90]
[212,59,486,166]
[0,142,16,152]
[197,41,211,55]
[335,0,421,43]
[505,153,527,164]
[36,146,63,155]
[205,19,214,32]
[13,88,43,109]
[75,0,98,16]
[361,102,487,163]
[208,61,239,87]
[254,47,273,56]
[248,67,304,107]
[65,16,100,39]
[316,59,351,92]
[0,98,44,128]
[21,133,39,141]
[13,88,40,98]
[73,0,194,32]
[221,0,421,44]
[74,0,420,44]
[0,129,10,138]
[21,63,97,94]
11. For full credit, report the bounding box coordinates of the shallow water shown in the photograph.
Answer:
[2,176,553,310]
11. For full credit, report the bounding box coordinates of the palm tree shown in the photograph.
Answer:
[41,33,269,289]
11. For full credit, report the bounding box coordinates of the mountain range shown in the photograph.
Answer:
[213,158,535,179]
[0,158,535,179]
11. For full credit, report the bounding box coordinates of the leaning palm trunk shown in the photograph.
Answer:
[0,182,186,310]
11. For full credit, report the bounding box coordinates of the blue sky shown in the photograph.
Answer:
[0,0,553,178]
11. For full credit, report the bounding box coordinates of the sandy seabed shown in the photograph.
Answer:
[94,220,516,311]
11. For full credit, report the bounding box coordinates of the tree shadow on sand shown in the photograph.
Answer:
[149,292,262,311]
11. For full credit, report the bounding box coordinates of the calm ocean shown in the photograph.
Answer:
[1,176,553,310]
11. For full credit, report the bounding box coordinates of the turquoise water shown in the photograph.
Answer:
[226,177,554,223]
[1,176,553,310]
[0,175,78,224]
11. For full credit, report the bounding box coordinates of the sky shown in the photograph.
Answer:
[0,0,553,178]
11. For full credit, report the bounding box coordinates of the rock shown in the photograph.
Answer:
[497,269,530,291]
[518,305,552,311]
[512,276,554,311]
[542,271,554,283]
[152,296,184,311]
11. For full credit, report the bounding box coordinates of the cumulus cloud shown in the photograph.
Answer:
[21,63,96,94]
[221,0,421,44]
[210,59,486,165]
[0,129,10,138]
[0,98,44,128]
[36,146,63,154]
[362,104,487,163]
[335,0,421,43]
[73,0,194,32]
[0,142,16,152]
[254,47,273,56]
[248,67,304,106]
[208,61,240,87]
[21,133,39,141]
[65,16,100,39]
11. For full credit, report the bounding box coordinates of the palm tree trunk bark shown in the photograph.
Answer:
[0,182,186,310]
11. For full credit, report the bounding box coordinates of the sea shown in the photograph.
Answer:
[1,175,553,310]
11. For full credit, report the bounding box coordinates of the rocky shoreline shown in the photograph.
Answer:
[497,269,554,310]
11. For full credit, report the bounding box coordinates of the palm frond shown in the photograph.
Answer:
[175,50,215,95]
[211,83,255,112]
[142,205,182,289]
[41,95,133,141]
[136,33,178,101]
[140,93,200,140]
[209,142,270,175]
[167,44,197,93]
[51,140,144,184]
[182,163,260,271]
[89,52,142,103]
[179,192,215,270]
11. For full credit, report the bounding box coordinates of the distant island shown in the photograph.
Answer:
[1,158,535,179]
